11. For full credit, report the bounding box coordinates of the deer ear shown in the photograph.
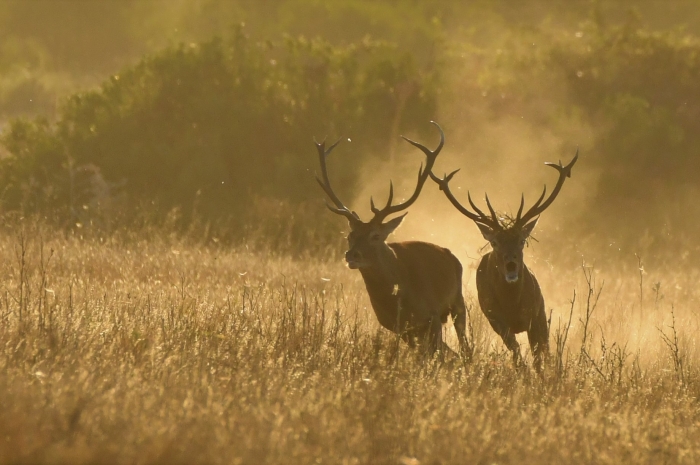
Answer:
[521,218,539,239]
[379,213,407,237]
[476,222,496,242]
[347,213,362,230]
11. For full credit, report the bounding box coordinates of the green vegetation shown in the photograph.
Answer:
[2,2,700,261]
[474,17,700,248]
[1,29,436,232]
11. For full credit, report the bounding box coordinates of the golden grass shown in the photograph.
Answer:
[0,220,698,464]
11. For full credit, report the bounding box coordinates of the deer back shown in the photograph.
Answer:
[358,240,463,331]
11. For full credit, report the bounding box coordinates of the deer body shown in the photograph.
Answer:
[476,251,548,365]
[359,240,467,349]
[431,150,578,369]
[315,122,471,357]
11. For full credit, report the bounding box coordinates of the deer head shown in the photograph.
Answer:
[430,150,578,283]
[316,122,444,269]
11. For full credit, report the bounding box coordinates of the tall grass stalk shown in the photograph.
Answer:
[0,219,698,464]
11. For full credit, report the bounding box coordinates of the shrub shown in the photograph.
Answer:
[471,16,700,254]
[0,26,438,239]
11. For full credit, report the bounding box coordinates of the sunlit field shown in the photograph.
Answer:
[0,219,698,464]
[3,2,700,463]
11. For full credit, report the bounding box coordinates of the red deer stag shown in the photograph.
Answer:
[430,151,578,368]
[315,122,471,358]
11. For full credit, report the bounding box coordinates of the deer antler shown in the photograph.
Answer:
[514,149,579,226]
[429,170,502,230]
[315,139,361,223]
[369,121,445,224]
[431,149,579,230]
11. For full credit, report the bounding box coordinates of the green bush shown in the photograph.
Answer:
[0,27,438,235]
[556,23,700,202]
[472,16,700,251]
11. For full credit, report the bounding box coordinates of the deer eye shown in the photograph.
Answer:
[369,233,382,242]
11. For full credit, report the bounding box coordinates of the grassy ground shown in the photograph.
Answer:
[0,220,698,464]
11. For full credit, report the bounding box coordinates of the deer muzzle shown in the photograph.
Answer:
[345,249,363,269]
[504,261,519,283]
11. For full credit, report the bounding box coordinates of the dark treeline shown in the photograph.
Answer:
[1,1,700,262]
[466,15,700,263]
[1,28,436,253]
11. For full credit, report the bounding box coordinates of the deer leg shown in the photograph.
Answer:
[528,306,550,372]
[450,296,472,360]
[409,318,444,359]
[502,332,523,367]
[401,331,417,349]
[487,318,523,367]
[427,316,443,357]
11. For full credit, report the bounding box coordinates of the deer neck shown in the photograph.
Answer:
[358,243,403,294]
[357,243,409,333]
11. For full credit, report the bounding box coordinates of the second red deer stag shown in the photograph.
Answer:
[315,122,471,358]
[430,151,578,369]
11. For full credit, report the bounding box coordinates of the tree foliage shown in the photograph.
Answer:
[473,16,700,246]
[2,4,700,255]
[0,27,437,231]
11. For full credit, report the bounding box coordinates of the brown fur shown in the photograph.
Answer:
[430,150,578,369]
[357,240,470,356]
[476,250,549,368]
[314,122,469,356]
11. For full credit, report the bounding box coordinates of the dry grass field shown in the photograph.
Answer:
[0,219,699,464]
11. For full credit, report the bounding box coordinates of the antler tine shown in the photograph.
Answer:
[370,122,444,223]
[370,181,394,215]
[400,121,445,166]
[428,170,501,229]
[484,193,499,224]
[527,185,548,212]
[515,194,525,222]
[466,191,487,218]
[516,149,579,226]
[314,138,360,222]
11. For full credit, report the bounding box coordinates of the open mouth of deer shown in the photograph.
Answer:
[504,262,519,283]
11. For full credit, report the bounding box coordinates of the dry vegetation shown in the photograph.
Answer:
[0,218,698,464]
[2,2,700,464]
